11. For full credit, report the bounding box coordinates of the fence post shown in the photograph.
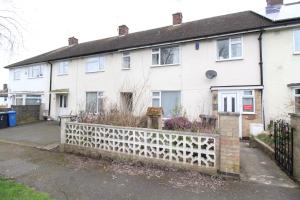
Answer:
[218,112,240,176]
[60,115,72,144]
[290,113,300,182]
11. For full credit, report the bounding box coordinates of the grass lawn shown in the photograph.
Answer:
[0,177,53,200]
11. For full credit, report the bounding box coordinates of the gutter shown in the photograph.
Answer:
[47,61,53,117]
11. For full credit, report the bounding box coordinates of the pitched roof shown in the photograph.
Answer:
[4,11,274,68]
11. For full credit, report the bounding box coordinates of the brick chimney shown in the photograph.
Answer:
[68,37,78,45]
[266,0,283,6]
[118,25,129,36]
[172,12,183,25]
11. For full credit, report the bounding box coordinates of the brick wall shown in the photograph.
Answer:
[219,112,240,175]
[11,105,41,125]
[290,113,300,182]
[242,89,263,138]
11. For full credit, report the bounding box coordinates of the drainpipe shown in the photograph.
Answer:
[47,61,53,117]
[258,30,266,129]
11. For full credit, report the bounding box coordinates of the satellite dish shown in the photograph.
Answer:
[205,70,217,79]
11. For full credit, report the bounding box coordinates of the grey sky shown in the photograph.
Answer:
[0,0,296,87]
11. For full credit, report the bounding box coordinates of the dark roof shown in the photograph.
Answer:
[5,11,274,68]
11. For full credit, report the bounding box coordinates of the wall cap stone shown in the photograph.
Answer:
[218,112,240,116]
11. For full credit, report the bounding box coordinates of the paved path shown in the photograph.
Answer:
[0,142,299,200]
[0,121,59,150]
[240,142,297,188]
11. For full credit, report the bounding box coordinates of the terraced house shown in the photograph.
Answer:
[4,0,300,138]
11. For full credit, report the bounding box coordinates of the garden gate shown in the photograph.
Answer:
[274,121,294,177]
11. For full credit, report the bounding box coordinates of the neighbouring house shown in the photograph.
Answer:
[3,1,300,138]
[0,84,8,107]
[261,0,300,125]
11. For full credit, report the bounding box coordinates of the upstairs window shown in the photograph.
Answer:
[58,61,69,75]
[294,29,300,54]
[122,52,130,69]
[28,65,43,78]
[295,88,300,113]
[152,46,180,66]
[242,90,255,113]
[13,69,21,80]
[217,36,242,60]
[86,56,105,73]
[86,91,104,114]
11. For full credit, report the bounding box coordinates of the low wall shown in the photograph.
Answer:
[290,113,300,182]
[250,137,274,161]
[61,120,219,174]
[11,105,41,125]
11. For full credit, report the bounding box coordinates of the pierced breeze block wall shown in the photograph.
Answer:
[290,113,300,182]
[60,117,219,174]
[218,112,240,175]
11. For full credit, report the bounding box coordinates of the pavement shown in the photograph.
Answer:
[0,121,60,150]
[0,141,299,200]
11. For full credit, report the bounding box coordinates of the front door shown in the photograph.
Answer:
[220,92,237,113]
[57,95,68,117]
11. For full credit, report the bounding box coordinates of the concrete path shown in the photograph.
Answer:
[0,142,299,200]
[240,142,297,188]
[0,121,60,150]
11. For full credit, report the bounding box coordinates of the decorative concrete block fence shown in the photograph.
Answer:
[60,112,240,175]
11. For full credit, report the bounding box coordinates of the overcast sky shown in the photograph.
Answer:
[0,0,296,87]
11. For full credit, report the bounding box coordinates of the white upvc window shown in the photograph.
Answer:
[122,52,130,69]
[28,65,43,78]
[25,95,41,105]
[295,88,300,113]
[86,91,104,114]
[151,46,180,66]
[85,56,105,73]
[242,90,255,114]
[13,69,21,80]
[151,91,181,118]
[58,61,69,75]
[294,29,300,54]
[15,95,23,105]
[217,36,243,60]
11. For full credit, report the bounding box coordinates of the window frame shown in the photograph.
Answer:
[58,61,69,75]
[216,36,243,61]
[242,90,255,114]
[294,88,300,113]
[85,56,105,73]
[15,95,24,105]
[122,52,131,70]
[25,95,42,105]
[13,69,21,80]
[85,91,104,114]
[293,28,300,54]
[151,46,180,67]
[151,91,162,107]
[28,65,43,79]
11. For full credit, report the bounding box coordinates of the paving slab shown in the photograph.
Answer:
[0,121,60,150]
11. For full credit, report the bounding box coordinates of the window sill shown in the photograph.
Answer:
[216,58,243,62]
[57,73,68,76]
[242,112,255,115]
[85,70,105,74]
[150,63,180,68]
[122,68,131,70]
[27,76,44,79]
[293,52,300,55]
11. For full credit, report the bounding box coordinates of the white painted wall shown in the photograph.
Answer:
[263,27,300,125]
[50,32,261,119]
[8,63,51,112]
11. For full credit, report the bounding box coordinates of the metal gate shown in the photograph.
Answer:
[274,121,294,177]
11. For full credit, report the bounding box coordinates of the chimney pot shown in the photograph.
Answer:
[118,25,129,36]
[266,0,283,6]
[68,37,78,45]
[172,12,183,25]
[3,84,7,90]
